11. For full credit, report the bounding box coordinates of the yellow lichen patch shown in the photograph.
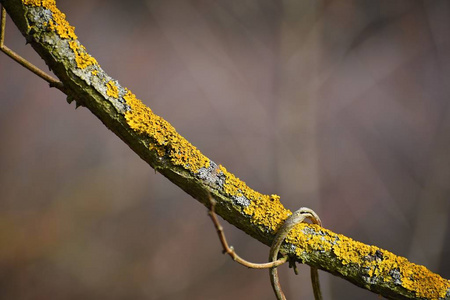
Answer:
[218,165,290,232]
[243,193,290,232]
[373,250,450,299]
[23,0,97,69]
[23,0,77,40]
[23,0,56,7]
[68,41,98,69]
[286,225,450,299]
[286,223,333,254]
[46,15,76,39]
[123,89,210,173]
[106,81,119,98]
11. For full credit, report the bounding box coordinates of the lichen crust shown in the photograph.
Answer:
[123,89,210,173]
[218,165,289,232]
[23,0,98,70]
[286,224,450,299]
[106,80,120,99]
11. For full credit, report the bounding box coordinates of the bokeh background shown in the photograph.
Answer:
[1,0,449,299]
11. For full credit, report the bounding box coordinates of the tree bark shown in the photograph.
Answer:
[1,0,449,299]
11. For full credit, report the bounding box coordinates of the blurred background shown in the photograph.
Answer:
[1,0,449,299]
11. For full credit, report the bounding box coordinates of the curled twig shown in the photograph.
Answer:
[269,208,322,300]
[208,197,287,269]
[208,195,323,299]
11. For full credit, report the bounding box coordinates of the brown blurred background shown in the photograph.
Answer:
[1,0,449,299]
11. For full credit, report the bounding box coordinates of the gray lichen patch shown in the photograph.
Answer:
[232,195,250,207]
[27,6,52,28]
[197,160,225,189]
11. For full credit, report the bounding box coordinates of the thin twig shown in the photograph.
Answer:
[1,6,5,46]
[269,208,323,300]
[208,196,287,269]
[0,6,65,92]
[311,265,322,300]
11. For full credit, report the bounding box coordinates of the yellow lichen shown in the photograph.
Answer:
[124,88,288,231]
[23,0,98,69]
[46,15,76,39]
[285,224,450,299]
[376,251,450,299]
[218,165,289,232]
[123,89,210,173]
[23,0,56,7]
[106,81,119,98]
[23,0,77,40]
[24,4,449,297]
[68,41,97,69]
[243,193,290,232]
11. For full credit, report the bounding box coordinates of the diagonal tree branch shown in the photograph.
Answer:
[1,1,449,299]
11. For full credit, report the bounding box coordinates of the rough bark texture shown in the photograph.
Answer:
[1,0,449,299]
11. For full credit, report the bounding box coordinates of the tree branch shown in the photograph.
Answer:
[1,1,449,299]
